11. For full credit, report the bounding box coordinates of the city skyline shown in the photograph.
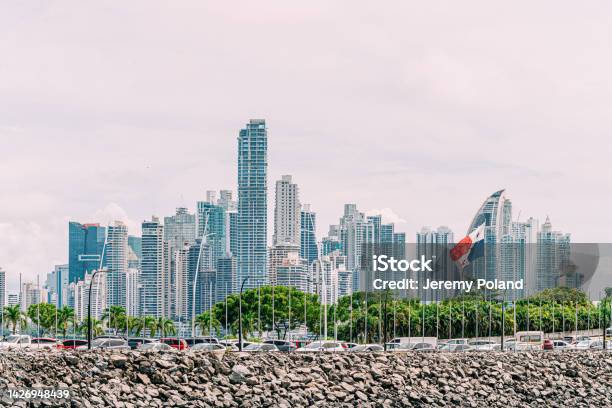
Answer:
[2,2,612,290]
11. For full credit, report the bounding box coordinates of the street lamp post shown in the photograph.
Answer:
[87,269,105,350]
[238,276,250,351]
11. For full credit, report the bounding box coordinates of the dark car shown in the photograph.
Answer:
[127,338,156,350]
[185,337,219,347]
[263,340,297,352]
[543,339,554,350]
[57,339,88,350]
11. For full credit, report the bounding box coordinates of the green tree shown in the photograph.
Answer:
[3,305,27,334]
[57,307,75,338]
[195,312,221,336]
[78,317,104,337]
[27,303,57,335]
[154,317,176,337]
[101,306,126,334]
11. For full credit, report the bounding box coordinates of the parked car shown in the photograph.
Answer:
[57,339,88,350]
[394,342,435,352]
[160,338,188,350]
[243,343,279,352]
[343,342,358,349]
[263,340,296,352]
[574,340,596,350]
[185,337,219,347]
[349,344,384,353]
[469,340,499,351]
[0,335,32,350]
[77,338,130,350]
[543,339,554,350]
[515,331,544,351]
[190,343,227,352]
[439,343,474,352]
[127,338,156,350]
[138,342,172,352]
[584,340,612,350]
[446,339,469,346]
[30,338,60,350]
[552,340,570,350]
[295,341,346,352]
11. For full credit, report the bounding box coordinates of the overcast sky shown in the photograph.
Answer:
[1,1,611,291]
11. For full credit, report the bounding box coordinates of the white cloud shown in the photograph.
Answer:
[365,208,407,225]
[91,203,141,237]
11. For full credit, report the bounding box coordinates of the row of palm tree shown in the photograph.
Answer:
[1,304,184,338]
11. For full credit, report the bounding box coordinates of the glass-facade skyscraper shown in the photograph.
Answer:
[300,204,318,265]
[68,222,106,283]
[237,119,268,290]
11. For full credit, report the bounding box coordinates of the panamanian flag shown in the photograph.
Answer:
[450,223,485,268]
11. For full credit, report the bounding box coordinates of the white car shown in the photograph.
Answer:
[469,340,499,351]
[30,338,60,350]
[138,342,172,352]
[0,335,32,350]
[295,341,346,352]
[190,343,228,352]
[76,338,131,351]
[552,340,570,350]
[243,343,278,352]
[574,340,595,350]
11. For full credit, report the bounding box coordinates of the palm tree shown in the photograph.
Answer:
[3,305,26,334]
[195,312,222,336]
[78,317,104,337]
[128,316,145,336]
[143,316,157,337]
[101,306,126,334]
[155,317,176,338]
[57,307,75,338]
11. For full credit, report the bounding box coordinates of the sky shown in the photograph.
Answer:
[1,1,612,291]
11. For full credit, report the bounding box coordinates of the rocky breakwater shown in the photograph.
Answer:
[0,350,611,407]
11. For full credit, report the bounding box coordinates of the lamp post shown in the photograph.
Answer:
[87,269,106,350]
[238,276,250,351]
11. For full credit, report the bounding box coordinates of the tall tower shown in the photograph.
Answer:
[105,221,128,308]
[273,175,301,246]
[68,222,106,283]
[237,119,268,289]
[300,204,318,265]
[0,267,5,308]
[141,217,169,317]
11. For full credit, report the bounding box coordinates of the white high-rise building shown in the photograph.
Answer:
[20,281,42,310]
[273,175,301,247]
[0,268,5,309]
[141,216,170,318]
[269,243,301,285]
[310,255,342,305]
[536,217,572,291]
[173,243,190,319]
[106,221,128,308]
[276,252,308,292]
[125,268,140,317]
[72,271,107,321]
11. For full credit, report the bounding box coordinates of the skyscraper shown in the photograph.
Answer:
[0,268,5,309]
[273,175,301,246]
[45,264,69,307]
[141,217,169,317]
[237,119,268,289]
[105,221,128,308]
[536,217,572,291]
[300,204,318,266]
[417,226,455,300]
[467,190,512,281]
[68,222,106,283]
[196,200,227,265]
[164,207,196,250]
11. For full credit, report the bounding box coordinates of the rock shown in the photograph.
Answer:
[110,354,128,369]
